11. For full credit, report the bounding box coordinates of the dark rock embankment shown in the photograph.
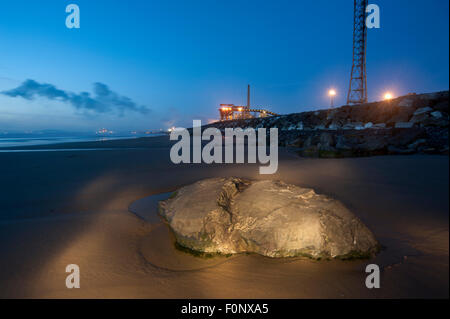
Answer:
[204,91,449,157]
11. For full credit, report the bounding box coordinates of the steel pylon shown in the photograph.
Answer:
[347,0,368,105]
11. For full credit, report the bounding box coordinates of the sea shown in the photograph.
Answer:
[0,133,165,148]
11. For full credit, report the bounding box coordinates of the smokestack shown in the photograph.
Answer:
[247,84,250,109]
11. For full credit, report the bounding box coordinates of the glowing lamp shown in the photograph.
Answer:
[384,92,393,100]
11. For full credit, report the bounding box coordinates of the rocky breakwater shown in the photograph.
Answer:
[159,178,379,259]
[204,91,449,157]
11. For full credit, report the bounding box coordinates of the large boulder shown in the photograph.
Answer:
[159,178,379,259]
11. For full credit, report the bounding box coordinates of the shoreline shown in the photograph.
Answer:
[0,135,169,151]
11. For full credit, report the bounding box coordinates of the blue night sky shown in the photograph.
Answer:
[0,0,448,132]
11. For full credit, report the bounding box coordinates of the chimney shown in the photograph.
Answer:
[247,84,250,109]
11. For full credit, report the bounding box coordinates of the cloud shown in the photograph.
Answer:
[1,79,150,115]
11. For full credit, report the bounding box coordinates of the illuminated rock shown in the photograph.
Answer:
[159,178,379,259]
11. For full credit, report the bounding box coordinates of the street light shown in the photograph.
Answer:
[384,92,393,100]
[328,89,337,108]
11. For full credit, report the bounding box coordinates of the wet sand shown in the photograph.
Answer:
[0,136,448,298]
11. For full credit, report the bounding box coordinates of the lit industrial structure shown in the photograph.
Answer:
[220,1,371,118]
[219,85,278,121]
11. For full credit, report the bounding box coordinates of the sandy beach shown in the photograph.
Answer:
[0,136,448,298]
